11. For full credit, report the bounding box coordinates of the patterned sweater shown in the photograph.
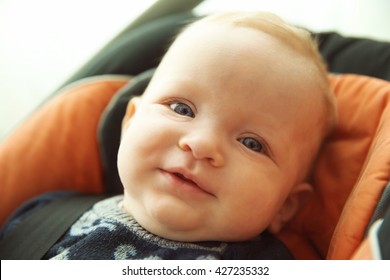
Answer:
[2,194,293,260]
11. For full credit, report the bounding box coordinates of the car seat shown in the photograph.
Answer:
[0,12,390,260]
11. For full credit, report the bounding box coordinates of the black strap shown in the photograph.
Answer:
[378,206,390,260]
[366,182,390,235]
[0,194,105,260]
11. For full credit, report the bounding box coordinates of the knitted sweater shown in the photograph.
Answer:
[1,193,293,260]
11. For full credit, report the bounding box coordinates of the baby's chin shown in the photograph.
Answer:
[120,195,265,243]
[131,211,262,243]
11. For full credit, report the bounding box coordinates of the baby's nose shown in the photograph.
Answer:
[178,132,224,167]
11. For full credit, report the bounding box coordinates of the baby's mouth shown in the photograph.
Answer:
[173,172,198,187]
[160,168,216,197]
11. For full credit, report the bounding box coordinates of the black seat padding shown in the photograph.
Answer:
[317,32,390,81]
[63,13,195,86]
[98,69,155,194]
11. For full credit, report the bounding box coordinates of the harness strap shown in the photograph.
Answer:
[0,194,105,260]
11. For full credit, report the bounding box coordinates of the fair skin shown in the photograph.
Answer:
[117,23,324,242]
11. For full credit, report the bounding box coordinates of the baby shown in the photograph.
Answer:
[1,11,337,259]
[117,11,336,242]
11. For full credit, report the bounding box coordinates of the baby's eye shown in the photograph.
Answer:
[239,137,266,154]
[170,102,195,118]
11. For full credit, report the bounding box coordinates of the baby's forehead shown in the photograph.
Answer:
[152,19,328,123]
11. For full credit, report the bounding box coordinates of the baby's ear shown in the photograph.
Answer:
[121,97,142,131]
[268,182,313,234]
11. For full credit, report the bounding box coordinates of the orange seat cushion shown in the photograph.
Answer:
[278,74,390,259]
[0,77,129,226]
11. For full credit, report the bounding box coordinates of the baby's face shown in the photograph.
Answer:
[118,24,322,241]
